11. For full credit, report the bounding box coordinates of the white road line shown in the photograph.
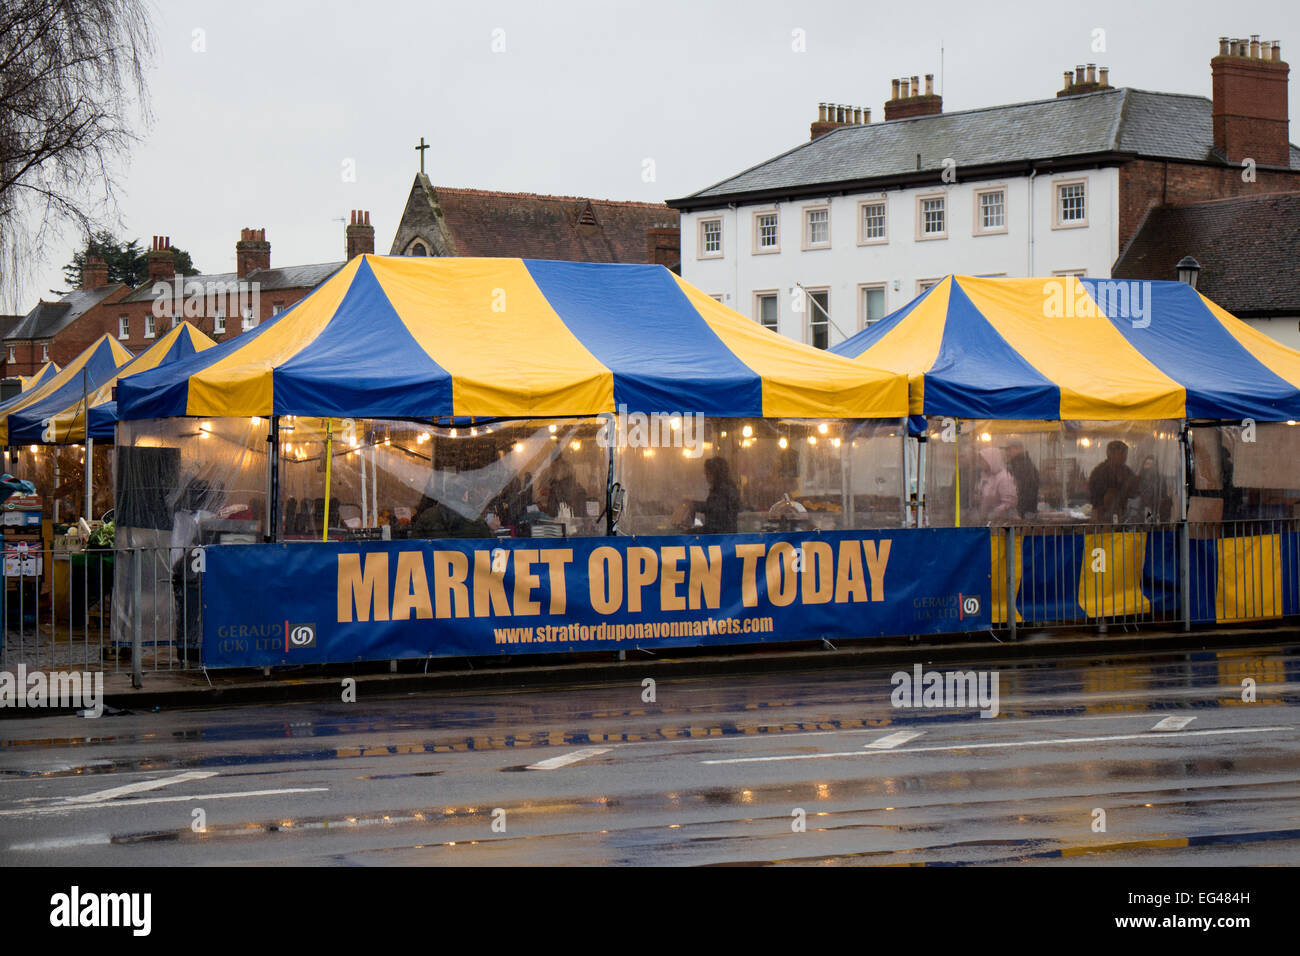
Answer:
[866,730,926,750]
[701,725,1289,765]
[1151,716,1196,732]
[0,786,328,817]
[8,834,112,851]
[63,771,218,804]
[526,747,612,771]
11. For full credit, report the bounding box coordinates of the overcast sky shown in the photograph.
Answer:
[17,0,1299,304]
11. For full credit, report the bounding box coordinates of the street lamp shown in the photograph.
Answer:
[1175,255,1201,288]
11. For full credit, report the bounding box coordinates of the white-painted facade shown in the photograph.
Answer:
[679,166,1121,348]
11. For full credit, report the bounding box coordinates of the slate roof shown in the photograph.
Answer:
[670,88,1300,208]
[4,284,126,341]
[1112,191,1300,315]
[119,262,345,303]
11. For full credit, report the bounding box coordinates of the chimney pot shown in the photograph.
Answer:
[1063,69,1073,89]
[1086,63,1096,83]
[1075,64,1086,84]
[891,78,900,99]
[1272,41,1282,61]
[1099,66,1109,86]
[1219,36,1230,55]
[1250,36,1260,58]
[864,107,871,122]
[910,75,919,97]
[901,78,910,98]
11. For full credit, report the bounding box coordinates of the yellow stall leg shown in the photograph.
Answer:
[990,530,1023,625]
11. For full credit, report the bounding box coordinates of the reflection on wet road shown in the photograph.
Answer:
[1,643,1298,865]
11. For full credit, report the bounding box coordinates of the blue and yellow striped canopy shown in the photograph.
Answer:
[117,256,908,421]
[19,362,60,391]
[832,276,1300,421]
[0,335,133,445]
[11,322,215,444]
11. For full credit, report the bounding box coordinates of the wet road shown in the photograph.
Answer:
[1,641,1298,866]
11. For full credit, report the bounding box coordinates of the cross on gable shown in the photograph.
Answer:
[415,136,429,174]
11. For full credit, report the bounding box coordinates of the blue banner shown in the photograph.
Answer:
[200,529,991,668]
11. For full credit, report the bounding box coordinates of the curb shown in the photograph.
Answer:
[74,623,1299,713]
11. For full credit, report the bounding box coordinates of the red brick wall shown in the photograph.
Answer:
[1118,158,1300,253]
[1211,55,1290,166]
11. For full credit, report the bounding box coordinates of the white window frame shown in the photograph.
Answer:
[213,305,226,334]
[857,283,888,330]
[917,278,942,295]
[1052,177,1089,229]
[752,209,780,254]
[8,346,15,363]
[803,287,830,350]
[697,217,723,259]
[1051,268,1088,278]
[973,186,1008,236]
[801,204,830,250]
[143,314,155,339]
[118,315,129,339]
[242,307,257,331]
[272,302,284,316]
[857,198,888,245]
[915,193,948,240]
[754,290,780,332]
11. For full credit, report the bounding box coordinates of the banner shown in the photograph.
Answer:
[200,529,991,668]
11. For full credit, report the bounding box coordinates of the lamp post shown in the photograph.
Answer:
[1175,255,1201,288]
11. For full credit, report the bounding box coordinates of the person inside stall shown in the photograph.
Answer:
[1088,440,1137,522]
[681,456,739,534]
[411,487,492,539]
[1004,440,1040,520]
[973,447,1018,525]
[1127,454,1173,523]
[538,457,586,520]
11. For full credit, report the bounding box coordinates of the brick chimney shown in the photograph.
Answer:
[81,253,109,290]
[146,236,175,283]
[236,227,270,279]
[645,223,680,267]
[1057,62,1113,97]
[883,73,942,120]
[810,102,871,140]
[345,210,375,260]
[1212,36,1290,167]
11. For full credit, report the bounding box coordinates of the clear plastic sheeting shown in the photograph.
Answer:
[4,443,113,522]
[1188,422,1300,522]
[616,417,906,534]
[113,417,270,652]
[278,416,611,540]
[922,418,1183,527]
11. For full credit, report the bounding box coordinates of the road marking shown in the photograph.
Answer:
[9,834,112,851]
[0,786,328,817]
[701,725,1288,765]
[1151,716,1196,732]
[866,731,926,750]
[64,771,218,804]
[526,747,612,771]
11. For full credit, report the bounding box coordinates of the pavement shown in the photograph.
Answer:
[0,635,1297,865]
[1,621,1296,712]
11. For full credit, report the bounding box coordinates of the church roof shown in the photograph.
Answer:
[391,176,678,263]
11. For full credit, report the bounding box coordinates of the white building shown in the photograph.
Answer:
[669,46,1300,349]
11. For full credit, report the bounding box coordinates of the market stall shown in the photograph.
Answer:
[111,256,935,665]
[19,361,60,391]
[833,275,1300,624]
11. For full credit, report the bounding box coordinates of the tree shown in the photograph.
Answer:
[62,232,199,290]
[0,0,156,307]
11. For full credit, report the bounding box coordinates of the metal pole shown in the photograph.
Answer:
[322,419,333,542]
[605,440,616,535]
[266,416,280,543]
[131,547,142,688]
[1180,519,1191,631]
[84,438,93,520]
[1006,524,1017,640]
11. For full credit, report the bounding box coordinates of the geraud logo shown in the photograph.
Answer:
[285,621,316,650]
[50,886,151,936]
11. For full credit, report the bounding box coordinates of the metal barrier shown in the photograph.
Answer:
[992,517,1300,634]
[0,546,202,684]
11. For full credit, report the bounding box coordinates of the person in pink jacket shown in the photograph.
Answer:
[975,447,1019,524]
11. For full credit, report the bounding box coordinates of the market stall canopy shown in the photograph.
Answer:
[116,256,908,421]
[19,362,60,391]
[0,335,133,444]
[12,322,215,444]
[832,275,1300,421]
